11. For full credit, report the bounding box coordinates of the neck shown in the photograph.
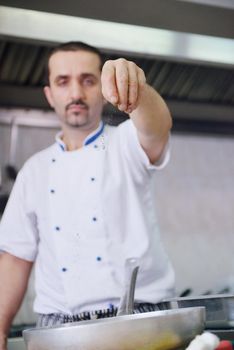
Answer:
[61,122,100,151]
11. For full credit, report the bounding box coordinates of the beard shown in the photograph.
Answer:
[65,111,90,128]
[64,99,90,128]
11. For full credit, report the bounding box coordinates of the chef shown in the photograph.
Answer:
[0,41,175,349]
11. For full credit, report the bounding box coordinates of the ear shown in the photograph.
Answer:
[44,86,55,108]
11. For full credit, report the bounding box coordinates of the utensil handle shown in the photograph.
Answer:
[117,257,139,316]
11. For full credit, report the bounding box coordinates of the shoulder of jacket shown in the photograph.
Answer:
[20,144,56,175]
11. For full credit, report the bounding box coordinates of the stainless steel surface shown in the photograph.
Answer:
[0,110,60,128]
[1,6,233,67]
[8,121,18,167]
[0,1,234,132]
[23,257,205,349]
[181,0,234,10]
[158,294,234,329]
[117,257,139,316]
[1,0,234,38]
[23,307,205,350]
[210,329,234,342]
[8,337,27,350]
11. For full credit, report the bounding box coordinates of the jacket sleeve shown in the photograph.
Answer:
[117,119,170,172]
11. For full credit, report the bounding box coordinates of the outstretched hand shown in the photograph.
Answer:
[101,59,146,114]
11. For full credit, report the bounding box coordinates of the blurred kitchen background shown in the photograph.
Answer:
[0,0,234,333]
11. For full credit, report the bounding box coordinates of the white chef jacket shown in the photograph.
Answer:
[0,119,175,315]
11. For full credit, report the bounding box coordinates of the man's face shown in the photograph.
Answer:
[44,50,105,131]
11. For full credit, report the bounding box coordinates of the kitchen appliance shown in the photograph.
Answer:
[158,294,234,329]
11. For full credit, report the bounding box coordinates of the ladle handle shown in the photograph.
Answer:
[117,257,139,316]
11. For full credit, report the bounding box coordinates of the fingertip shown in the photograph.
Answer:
[110,96,118,104]
[126,104,133,114]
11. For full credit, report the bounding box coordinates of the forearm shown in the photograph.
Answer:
[0,253,32,344]
[130,84,172,163]
[131,84,172,137]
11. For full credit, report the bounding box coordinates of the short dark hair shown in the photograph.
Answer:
[44,41,103,85]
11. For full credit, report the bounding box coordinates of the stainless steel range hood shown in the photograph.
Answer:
[0,4,233,134]
[0,5,233,68]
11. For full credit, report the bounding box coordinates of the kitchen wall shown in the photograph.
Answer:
[0,108,234,325]
[155,133,234,296]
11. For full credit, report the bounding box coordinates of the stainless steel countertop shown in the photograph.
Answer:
[8,338,27,350]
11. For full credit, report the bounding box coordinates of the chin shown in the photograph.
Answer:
[66,115,88,128]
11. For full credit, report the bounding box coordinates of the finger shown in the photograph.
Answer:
[133,67,146,109]
[126,61,138,113]
[115,59,129,111]
[137,67,146,87]
[101,61,118,105]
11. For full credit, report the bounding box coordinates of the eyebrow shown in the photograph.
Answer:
[54,72,98,83]
[54,75,69,84]
[80,73,98,80]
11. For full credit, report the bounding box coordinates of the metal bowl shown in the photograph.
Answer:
[23,307,205,350]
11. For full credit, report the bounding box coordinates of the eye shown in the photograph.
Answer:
[54,76,69,87]
[57,79,68,86]
[83,77,96,86]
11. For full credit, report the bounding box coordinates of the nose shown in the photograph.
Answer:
[70,81,85,100]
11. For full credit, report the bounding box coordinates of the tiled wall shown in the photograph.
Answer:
[0,108,233,324]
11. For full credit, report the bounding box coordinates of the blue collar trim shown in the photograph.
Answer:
[55,121,104,151]
[84,121,104,146]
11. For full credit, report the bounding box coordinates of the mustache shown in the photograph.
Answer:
[66,99,88,111]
